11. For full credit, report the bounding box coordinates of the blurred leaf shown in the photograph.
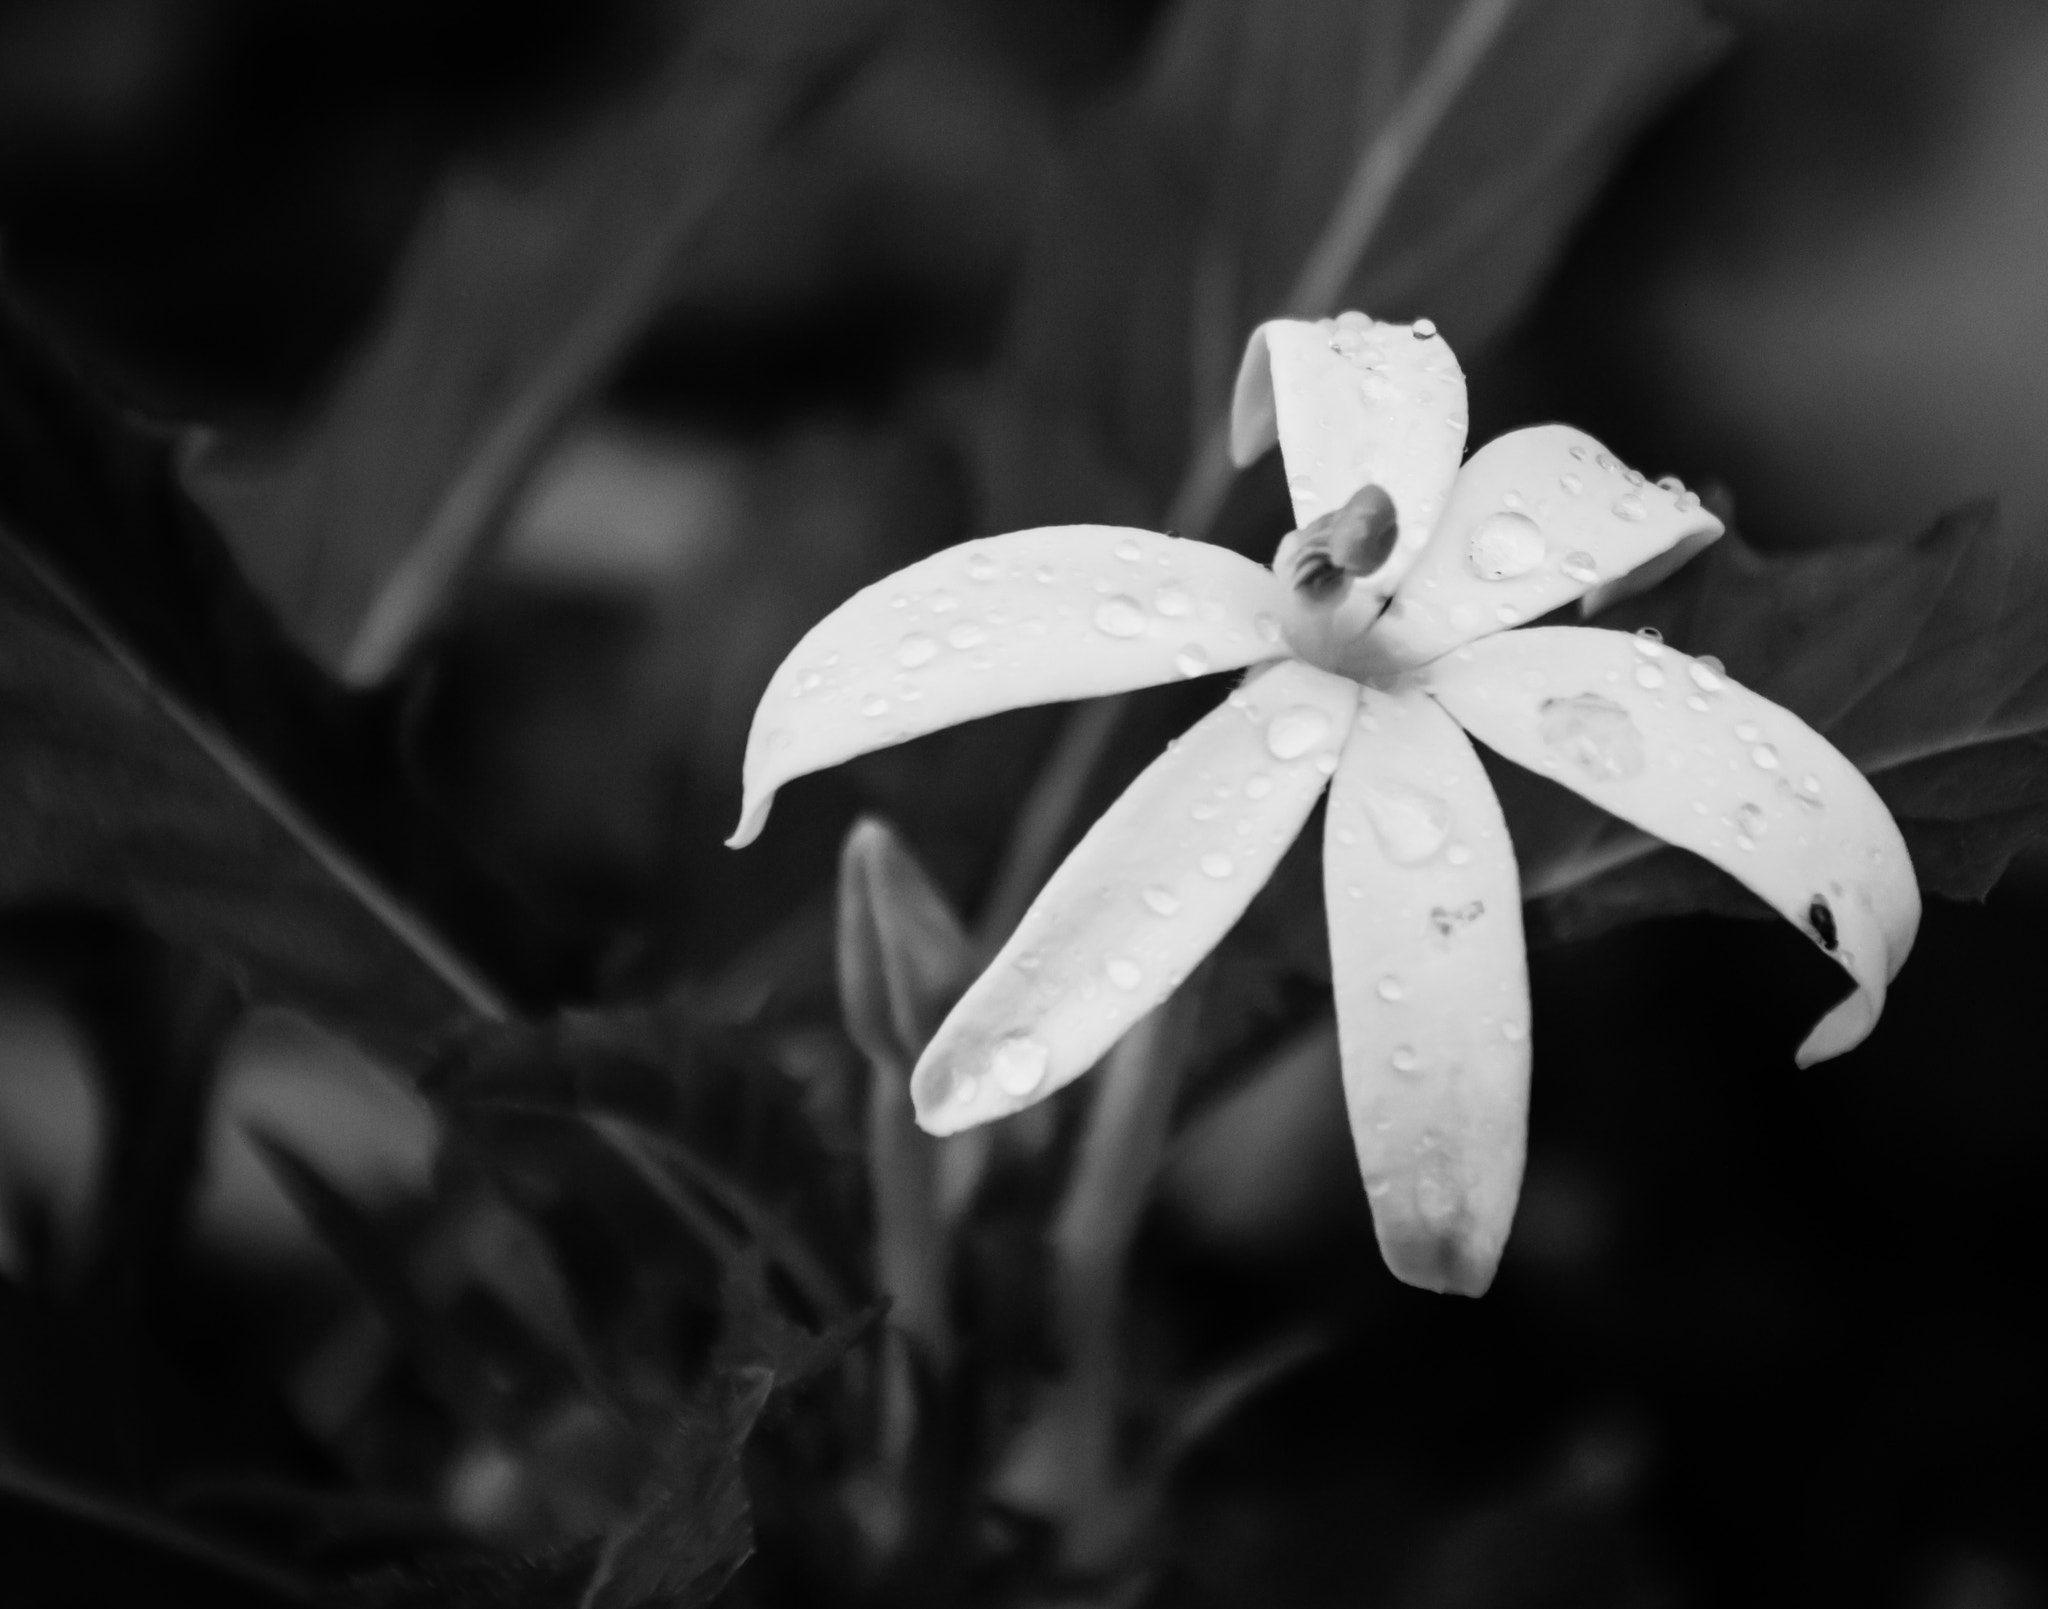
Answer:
[0,299,577,1073]
[1519,504,2048,940]
[431,1006,869,1306]
[252,1130,534,1437]
[186,0,892,682]
[0,1459,313,1609]
[336,1544,601,1609]
[584,1368,773,1609]
[975,0,1731,532]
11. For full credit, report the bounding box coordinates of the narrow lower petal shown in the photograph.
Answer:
[912,659,1359,1135]
[1229,316,1466,600]
[1354,427,1723,674]
[1423,627,1920,1064]
[1324,685,1529,1297]
[729,527,1285,846]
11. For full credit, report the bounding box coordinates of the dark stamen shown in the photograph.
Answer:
[1288,482,1400,601]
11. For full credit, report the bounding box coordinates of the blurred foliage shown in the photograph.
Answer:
[2,0,2047,1606]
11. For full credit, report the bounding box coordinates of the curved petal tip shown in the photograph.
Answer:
[1375,1218,1502,1297]
[726,794,771,850]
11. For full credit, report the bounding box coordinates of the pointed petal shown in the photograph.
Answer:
[1324,684,1528,1297]
[1355,427,1724,674]
[1423,627,1921,1064]
[730,527,1285,846]
[1230,316,1466,598]
[912,660,1359,1134]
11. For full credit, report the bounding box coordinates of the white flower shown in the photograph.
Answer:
[729,313,1920,1296]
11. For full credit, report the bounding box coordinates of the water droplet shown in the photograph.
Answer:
[989,1035,1049,1097]
[1377,975,1406,1003]
[1734,721,1760,743]
[929,590,960,613]
[1734,801,1768,841]
[1094,597,1147,638]
[1560,550,1599,584]
[945,622,987,650]
[1568,444,1589,461]
[1412,317,1438,338]
[896,633,938,668]
[1687,659,1726,694]
[1266,705,1332,760]
[765,728,793,752]
[1634,664,1665,690]
[1141,885,1181,917]
[1105,956,1142,991]
[1190,801,1218,822]
[1358,782,1453,865]
[1154,582,1191,618]
[1501,1020,1527,1043]
[1675,488,1702,511]
[1255,613,1281,643]
[1751,743,1780,771]
[1624,468,1646,488]
[1174,644,1211,678]
[1034,563,1058,584]
[1540,693,1647,782]
[1632,631,1665,658]
[1115,537,1144,562]
[1445,843,1473,867]
[1596,453,1618,473]
[966,551,999,582]
[1466,511,1547,581]
[1390,1045,1420,1076]
[1244,773,1274,800]
[1200,851,1236,879]
[798,670,823,694]
[949,1070,980,1104]
[1799,773,1823,800]
[1446,413,1467,432]
[860,695,890,718]
[1496,606,1523,626]
[1686,695,1710,713]
[1612,492,1647,522]
[1657,475,1685,494]
[1560,472,1585,496]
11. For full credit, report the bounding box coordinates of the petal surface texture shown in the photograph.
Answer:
[1355,427,1723,674]
[1324,685,1529,1296]
[730,527,1285,846]
[912,659,1359,1135]
[1234,316,1467,595]
[1424,628,1920,1064]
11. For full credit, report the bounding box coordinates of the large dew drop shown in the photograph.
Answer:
[1465,512,1547,581]
[1265,705,1332,760]
[1094,597,1147,638]
[1357,782,1453,866]
[989,1034,1050,1097]
[1538,693,1647,782]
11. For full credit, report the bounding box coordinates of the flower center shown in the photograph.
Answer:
[1272,482,1400,676]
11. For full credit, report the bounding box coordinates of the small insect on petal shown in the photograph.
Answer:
[1324,683,1529,1297]
[1423,627,1919,1064]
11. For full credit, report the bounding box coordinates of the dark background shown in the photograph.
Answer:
[2,0,2044,1604]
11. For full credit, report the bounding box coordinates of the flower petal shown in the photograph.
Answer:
[1354,427,1724,674]
[1230,315,1466,596]
[1422,627,1920,1064]
[912,659,1359,1134]
[730,527,1285,846]
[1324,684,1529,1296]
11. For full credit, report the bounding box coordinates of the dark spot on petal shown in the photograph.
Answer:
[1429,900,1485,939]
[1808,894,1839,952]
